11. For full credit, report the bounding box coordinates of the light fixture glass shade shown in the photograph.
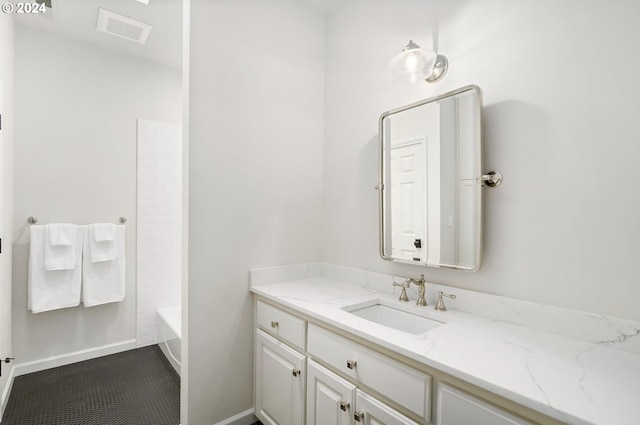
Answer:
[389,40,448,83]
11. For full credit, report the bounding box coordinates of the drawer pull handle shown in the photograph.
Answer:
[354,411,364,422]
[340,401,350,411]
[346,360,357,369]
[292,368,300,377]
[270,321,279,328]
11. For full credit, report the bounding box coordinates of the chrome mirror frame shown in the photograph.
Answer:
[377,85,500,271]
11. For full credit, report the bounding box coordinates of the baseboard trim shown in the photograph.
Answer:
[12,339,137,378]
[213,408,256,425]
[1,364,16,420]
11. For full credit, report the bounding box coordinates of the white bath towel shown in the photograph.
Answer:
[44,223,78,270]
[82,225,126,307]
[89,223,117,262]
[28,225,82,313]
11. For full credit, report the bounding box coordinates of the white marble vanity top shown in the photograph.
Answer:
[250,264,640,425]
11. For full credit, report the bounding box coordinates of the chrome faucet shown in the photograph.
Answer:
[406,274,427,306]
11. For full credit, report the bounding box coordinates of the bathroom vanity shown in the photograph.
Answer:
[251,264,640,425]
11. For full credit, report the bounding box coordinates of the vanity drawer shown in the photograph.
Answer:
[256,300,306,351]
[307,323,431,422]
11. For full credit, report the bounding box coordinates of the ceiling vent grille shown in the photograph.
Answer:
[96,8,152,44]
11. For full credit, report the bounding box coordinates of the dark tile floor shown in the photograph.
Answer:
[2,345,180,425]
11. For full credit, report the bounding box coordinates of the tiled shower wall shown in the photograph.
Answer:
[136,119,182,347]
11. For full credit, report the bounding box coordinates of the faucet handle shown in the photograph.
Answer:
[435,291,456,311]
[392,281,410,302]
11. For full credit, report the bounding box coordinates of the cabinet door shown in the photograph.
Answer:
[354,390,421,425]
[307,359,356,425]
[255,330,306,425]
[436,384,533,425]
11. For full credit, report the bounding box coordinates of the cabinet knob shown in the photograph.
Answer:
[270,321,279,328]
[292,368,300,377]
[346,359,357,370]
[354,411,364,422]
[340,401,350,411]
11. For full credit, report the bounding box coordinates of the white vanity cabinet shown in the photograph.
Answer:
[436,384,533,425]
[255,329,306,425]
[255,297,542,425]
[307,323,431,423]
[255,300,308,425]
[307,359,421,425]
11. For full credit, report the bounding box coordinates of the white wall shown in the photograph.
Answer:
[137,119,182,348]
[188,0,324,422]
[0,12,15,415]
[12,25,182,363]
[323,0,640,321]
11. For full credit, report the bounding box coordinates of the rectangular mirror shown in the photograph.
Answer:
[378,85,482,271]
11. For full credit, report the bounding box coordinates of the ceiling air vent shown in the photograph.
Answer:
[96,8,152,44]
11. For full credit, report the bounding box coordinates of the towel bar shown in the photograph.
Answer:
[27,217,127,225]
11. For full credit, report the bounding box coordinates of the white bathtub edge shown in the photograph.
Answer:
[158,305,182,339]
[158,338,181,377]
[157,305,182,376]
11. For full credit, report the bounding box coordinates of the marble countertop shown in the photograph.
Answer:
[251,277,640,425]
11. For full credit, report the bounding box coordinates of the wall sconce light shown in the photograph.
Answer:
[389,40,448,83]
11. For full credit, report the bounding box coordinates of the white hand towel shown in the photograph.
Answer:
[28,225,82,313]
[47,223,75,245]
[92,223,116,242]
[82,225,126,307]
[89,223,117,262]
[44,224,78,271]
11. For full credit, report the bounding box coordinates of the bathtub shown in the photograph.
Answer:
[157,305,181,376]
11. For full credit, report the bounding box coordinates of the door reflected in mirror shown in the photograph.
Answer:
[378,86,482,271]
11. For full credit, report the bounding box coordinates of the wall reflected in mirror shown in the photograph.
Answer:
[379,86,482,271]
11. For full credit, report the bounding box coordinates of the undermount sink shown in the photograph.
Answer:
[343,300,444,335]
